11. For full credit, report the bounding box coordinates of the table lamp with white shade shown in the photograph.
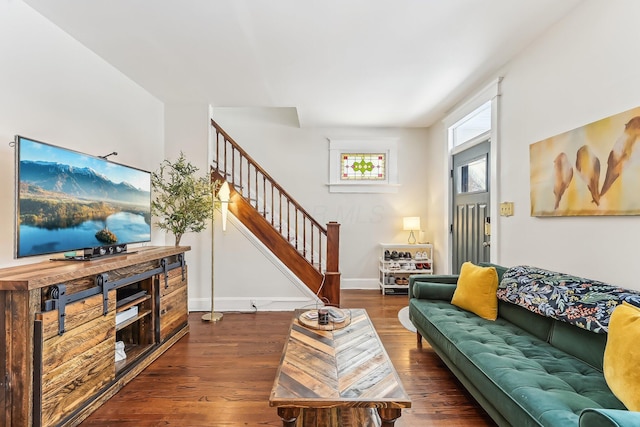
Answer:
[403,216,420,244]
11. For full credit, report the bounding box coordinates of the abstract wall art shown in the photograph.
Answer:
[530,106,640,216]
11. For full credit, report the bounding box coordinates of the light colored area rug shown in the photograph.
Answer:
[398,306,416,333]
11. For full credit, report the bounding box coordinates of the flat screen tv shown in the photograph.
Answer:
[15,135,152,258]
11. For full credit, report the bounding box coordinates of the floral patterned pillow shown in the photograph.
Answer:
[497,265,640,333]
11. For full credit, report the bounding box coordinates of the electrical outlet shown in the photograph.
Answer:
[500,202,514,217]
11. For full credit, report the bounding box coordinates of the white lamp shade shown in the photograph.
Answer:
[403,216,420,231]
[218,181,231,231]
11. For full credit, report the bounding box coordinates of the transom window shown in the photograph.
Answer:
[451,100,492,148]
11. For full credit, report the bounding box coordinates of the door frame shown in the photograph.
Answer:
[442,78,501,274]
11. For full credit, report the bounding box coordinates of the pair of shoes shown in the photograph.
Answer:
[384,250,391,260]
[398,261,413,271]
[394,277,409,285]
[415,251,429,260]
[416,263,432,270]
[388,262,401,270]
[392,251,412,260]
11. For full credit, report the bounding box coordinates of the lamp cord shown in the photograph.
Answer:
[315,273,331,306]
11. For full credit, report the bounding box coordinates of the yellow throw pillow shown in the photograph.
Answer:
[603,302,640,411]
[451,262,499,321]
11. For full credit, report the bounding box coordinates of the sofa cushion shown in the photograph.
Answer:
[603,302,640,411]
[499,300,553,342]
[412,281,457,300]
[549,320,607,371]
[479,262,509,283]
[451,262,499,321]
[410,299,626,427]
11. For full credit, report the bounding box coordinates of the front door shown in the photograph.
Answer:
[451,140,491,274]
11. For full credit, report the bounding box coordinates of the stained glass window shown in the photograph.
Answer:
[329,138,397,193]
[341,153,386,180]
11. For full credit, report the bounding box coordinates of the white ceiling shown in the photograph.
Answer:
[24,0,581,128]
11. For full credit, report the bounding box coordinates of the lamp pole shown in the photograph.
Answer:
[202,184,225,322]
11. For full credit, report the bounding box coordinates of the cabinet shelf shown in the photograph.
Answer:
[114,277,157,380]
[115,343,155,374]
[117,294,151,312]
[379,266,433,274]
[116,309,152,331]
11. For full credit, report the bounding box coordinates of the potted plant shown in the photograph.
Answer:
[151,152,221,246]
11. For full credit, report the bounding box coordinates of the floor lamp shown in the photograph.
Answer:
[202,181,230,322]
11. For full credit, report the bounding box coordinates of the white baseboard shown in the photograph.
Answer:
[340,278,379,290]
[190,296,318,313]
[189,298,212,313]
[189,279,380,312]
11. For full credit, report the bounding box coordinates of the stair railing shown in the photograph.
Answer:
[210,119,334,275]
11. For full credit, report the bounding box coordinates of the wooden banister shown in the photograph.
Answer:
[210,119,341,305]
[212,119,326,232]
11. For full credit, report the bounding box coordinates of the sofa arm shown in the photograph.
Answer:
[580,408,640,427]
[409,274,459,300]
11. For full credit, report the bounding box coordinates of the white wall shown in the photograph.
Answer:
[427,0,640,290]
[211,108,430,307]
[162,103,212,310]
[212,212,318,312]
[0,1,165,267]
[162,104,313,313]
[424,122,448,274]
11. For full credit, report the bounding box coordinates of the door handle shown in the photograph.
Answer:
[483,241,490,247]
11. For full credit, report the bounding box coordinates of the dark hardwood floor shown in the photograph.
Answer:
[79,290,495,426]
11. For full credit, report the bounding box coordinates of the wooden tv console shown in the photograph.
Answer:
[0,246,191,427]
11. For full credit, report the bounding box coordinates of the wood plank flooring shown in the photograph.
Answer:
[79,290,495,426]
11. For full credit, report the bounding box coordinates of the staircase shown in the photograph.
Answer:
[210,119,341,306]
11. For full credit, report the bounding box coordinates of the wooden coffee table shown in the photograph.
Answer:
[269,309,411,427]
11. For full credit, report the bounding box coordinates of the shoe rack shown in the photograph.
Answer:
[379,243,433,295]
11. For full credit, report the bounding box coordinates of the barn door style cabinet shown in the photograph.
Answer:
[0,246,190,427]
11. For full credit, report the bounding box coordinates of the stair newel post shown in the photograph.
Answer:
[324,221,341,307]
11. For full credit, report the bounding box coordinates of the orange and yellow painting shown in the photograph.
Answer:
[530,106,640,216]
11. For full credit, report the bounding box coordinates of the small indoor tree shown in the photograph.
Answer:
[151,152,221,246]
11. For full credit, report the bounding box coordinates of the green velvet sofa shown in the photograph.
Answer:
[408,263,640,427]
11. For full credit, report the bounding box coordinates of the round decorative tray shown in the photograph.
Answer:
[298,309,351,331]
